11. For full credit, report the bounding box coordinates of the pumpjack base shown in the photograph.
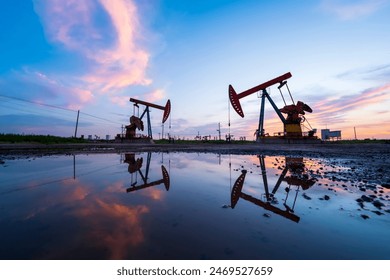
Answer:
[256,137,321,144]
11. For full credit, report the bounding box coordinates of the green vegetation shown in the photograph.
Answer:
[0,134,87,144]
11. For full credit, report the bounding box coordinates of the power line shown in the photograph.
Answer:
[0,94,76,112]
[0,99,77,122]
[80,111,122,125]
[0,94,123,126]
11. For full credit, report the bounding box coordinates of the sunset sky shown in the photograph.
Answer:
[0,0,389,140]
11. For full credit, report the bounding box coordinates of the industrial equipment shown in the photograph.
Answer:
[229,72,317,142]
[124,152,170,192]
[230,156,316,223]
[125,98,171,140]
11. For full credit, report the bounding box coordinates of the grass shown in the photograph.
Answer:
[0,133,87,144]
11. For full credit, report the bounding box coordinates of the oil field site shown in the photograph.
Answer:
[1,72,389,260]
[1,0,390,263]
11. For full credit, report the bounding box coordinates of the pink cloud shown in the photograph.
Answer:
[144,89,166,103]
[33,0,95,49]
[30,70,94,110]
[33,0,152,93]
[2,68,94,110]
[312,83,390,118]
[110,95,131,107]
[73,198,149,259]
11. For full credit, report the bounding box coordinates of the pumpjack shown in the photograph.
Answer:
[124,98,171,140]
[229,72,318,142]
[124,153,170,193]
[231,156,316,223]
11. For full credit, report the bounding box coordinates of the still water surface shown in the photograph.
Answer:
[0,152,389,259]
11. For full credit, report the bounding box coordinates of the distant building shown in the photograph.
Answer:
[321,129,341,141]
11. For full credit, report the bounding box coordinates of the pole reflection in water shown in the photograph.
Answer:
[124,152,170,193]
[231,155,316,223]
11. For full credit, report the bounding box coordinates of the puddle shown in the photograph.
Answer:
[0,152,389,259]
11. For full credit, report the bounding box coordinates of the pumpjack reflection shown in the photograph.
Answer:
[231,156,316,223]
[124,153,170,193]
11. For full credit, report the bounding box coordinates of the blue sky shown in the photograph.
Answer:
[0,0,389,139]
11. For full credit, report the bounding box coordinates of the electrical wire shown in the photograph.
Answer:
[0,100,78,122]
[0,94,123,126]
[0,94,75,112]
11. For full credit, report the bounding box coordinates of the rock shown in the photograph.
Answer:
[365,184,377,190]
[372,210,384,216]
[373,200,385,209]
[361,195,373,202]
[356,200,364,209]
[361,214,370,220]
[263,213,271,218]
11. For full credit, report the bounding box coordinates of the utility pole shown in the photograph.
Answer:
[217,122,221,141]
[73,154,76,179]
[162,124,164,139]
[74,110,80,138]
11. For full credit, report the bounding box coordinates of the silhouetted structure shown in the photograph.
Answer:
[231,156,316,222]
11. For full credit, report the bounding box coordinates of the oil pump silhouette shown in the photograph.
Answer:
[124,153,170,193]
[230,156,316,222]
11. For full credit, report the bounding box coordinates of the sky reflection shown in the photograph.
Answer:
[0,152,389,259]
